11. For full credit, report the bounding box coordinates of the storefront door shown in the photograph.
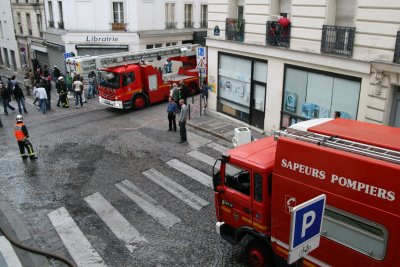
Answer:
[390,86,400,127]
[250,82,266,129]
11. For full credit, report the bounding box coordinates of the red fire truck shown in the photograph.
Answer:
[66,44,201,110]
[213,118,400,267]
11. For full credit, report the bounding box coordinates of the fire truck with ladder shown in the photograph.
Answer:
[65,44,202,110]
[212,118,400,267]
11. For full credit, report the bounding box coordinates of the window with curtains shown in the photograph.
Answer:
[201,5,208,28]
[113,2,124,23]
[184,4,193,28]
[281,66,361,128]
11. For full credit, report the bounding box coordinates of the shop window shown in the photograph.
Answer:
[225,163,250,196]
[146,44,154,49]
[323,206,386,260]
[281,66,360,128]
[155,43,162,48]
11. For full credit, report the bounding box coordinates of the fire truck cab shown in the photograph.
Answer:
[213,118,400,267]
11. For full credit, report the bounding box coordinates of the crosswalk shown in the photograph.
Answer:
[43,139,232,267]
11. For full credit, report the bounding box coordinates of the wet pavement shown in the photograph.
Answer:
[0,67,269,267]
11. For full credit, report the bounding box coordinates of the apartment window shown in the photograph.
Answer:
[48,1,54,21]
[26,0,28,3]
[155,43,162,48]
[279,0,291,18]
[335,0,356,26]
[0,21,4,39]
[146,44,154,49]
[58,1,63,21]
[165,3,175,23]
[37,14,43,37]
[322,207,386,260]
[237,5,244,20]
[26,14,32,35]
[184,4,193,27]
[113,2,124,23]
[201,5,208,27]
[17,13,23,34]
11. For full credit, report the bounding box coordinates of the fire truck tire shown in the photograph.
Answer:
[188,82,199,96]
[246,238,274,267]
[132,94,147,110]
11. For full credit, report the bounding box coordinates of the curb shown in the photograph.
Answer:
[187,120,231,143]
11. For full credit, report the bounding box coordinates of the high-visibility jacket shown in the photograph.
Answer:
[14,123,27,141]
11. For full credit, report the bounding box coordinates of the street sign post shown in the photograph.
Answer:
[288,194,326,264]
[196,47,207,116]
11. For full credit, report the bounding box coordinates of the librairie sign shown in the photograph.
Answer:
[85,36,119,42]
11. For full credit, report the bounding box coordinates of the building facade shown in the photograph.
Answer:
[43,0,208,75]
[11,0,46,72]
[207,0,400,131]
[0,0,21,72]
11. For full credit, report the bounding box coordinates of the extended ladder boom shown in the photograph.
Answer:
[274,129,400,165]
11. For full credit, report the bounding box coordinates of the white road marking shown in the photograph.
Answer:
[115,180,181,229]
[142,169,209,211]
[206,142,230,154]
[186,132,211,149]
[84,192,148,253]
[47,207,107,267]
[187,150,220,169]
[0,236,23,267]
[166,159,212,188]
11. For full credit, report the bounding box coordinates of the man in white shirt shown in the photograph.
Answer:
[33,84,47,114]
[73,75,84,108]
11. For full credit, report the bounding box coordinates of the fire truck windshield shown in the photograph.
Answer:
[99,71,120,89]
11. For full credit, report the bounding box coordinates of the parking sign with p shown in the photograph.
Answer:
[288,194,326,264]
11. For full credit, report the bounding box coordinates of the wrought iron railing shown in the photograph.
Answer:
[48,20,54,28]
[266,21,291,48]
[393,31,400,64]
[225,18,245,42]
[321,25,355,57]
[111,22,127,31]
[58,21,64,30]
[184,21,194,28]
[165,21,177,29]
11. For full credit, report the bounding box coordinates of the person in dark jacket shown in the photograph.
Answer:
[45,78,52,110]
[53,66,61,81]
[167,97,177,132]
[14,115,37,160]
[178,80,189,104]
[56,77,69,108]
[13,83,28,114]
[1,79,16,115]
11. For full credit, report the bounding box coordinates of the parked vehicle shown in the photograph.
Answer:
[213,118,400,267]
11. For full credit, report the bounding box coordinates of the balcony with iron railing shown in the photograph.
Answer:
[321,25,355,57]
[184,21,194,28]
[225,18,245,42]
[48,20,54,28]
[393,31,400,64]
[266,20,291,48]
[165,21,177,29]
[110,22,128,31]
[58,21,64,30]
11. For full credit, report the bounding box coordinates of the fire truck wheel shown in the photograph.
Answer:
[188,82,199,96]
[246,239,274,267]
[132,94,147,110]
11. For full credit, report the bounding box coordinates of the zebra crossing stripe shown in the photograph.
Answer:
[186,132,212,149]
[187,150,220,169]
[166,159,212,188]
[84,192,148,253]
[115,180,181,229]
[142,169,209,211]
[206,142,230,154]
[0,236,23,267]
[47,207,107,267]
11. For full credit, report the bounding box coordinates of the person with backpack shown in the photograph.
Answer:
[2,79,16,115]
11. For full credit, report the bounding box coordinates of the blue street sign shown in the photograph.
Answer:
[289,195,326,250]
[63,52,72,60]
[197,47,205,57]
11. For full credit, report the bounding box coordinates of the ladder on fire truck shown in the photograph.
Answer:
[97,44,198,67]
[274,129,400,165]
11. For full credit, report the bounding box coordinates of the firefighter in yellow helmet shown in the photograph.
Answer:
[14,115,38,160]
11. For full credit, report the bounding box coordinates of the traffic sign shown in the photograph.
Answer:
[288,194,326,264]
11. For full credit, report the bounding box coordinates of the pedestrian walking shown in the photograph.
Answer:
[167,97,177,132]
[23,75,31,96]
[73,76,84,108]
[1,80,16,115]
[178,99,189,143]
[201,80,209,108]
[13,84,28,114]
[87,71,97,99]
[14,115,38,160]
[44,76,52,111]
[53,66,60,81]
[33,84,47,114]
